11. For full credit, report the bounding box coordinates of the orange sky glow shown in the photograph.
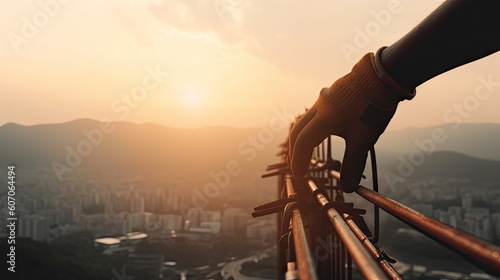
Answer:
[1,0,500,130]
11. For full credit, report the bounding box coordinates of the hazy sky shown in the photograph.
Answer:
[1,0,500,130]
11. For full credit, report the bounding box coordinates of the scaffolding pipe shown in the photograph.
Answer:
[356,186,500,276]
[340,211,402,280]
[308,180,389,280]
[291,208,319,280]
[284,176,319,280]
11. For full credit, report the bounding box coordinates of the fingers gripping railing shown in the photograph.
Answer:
[255,143,399,279]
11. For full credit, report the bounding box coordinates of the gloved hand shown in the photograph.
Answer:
[287,47,415,192]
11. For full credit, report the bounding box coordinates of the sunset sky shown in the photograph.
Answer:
[1,0,500,130]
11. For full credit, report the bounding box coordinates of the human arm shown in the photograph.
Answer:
[288,0,500,192]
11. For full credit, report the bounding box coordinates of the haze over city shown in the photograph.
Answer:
[2,1,500,279]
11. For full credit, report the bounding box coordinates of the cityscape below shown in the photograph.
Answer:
[1,121,500,279]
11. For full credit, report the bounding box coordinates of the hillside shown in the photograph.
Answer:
[382,150,500,183]
[377,123,500,161]
[0,119,287,179]
[2,120,500,184]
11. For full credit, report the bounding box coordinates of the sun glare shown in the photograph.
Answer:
[180,85,202,107]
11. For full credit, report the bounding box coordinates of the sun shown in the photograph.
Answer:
[185,91,200,105]
[180,85,203,107]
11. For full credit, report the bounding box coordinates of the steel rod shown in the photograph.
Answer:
[285,176,319,280]
[308,180,389,280]
[356,186,500,276]
[340,211,402,280]
[311,176,400,279]
[291,208,319,280]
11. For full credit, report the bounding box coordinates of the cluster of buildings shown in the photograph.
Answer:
[407,178,500,242]
[0,170,276,243]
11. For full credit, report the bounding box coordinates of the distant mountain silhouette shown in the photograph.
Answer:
[377,123,500,161]
[0,119,287,179]
[383,150,500,183]
[2,120,500,183]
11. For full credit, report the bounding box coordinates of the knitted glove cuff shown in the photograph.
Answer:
[322,49,416,121]
[373,46,416,101]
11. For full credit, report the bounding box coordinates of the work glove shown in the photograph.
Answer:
[287,47,415,192]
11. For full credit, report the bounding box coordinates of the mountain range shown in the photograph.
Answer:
[1,120,500,182]
[0,119,287,179]
[377,123,500,161]
[381,150,500,183]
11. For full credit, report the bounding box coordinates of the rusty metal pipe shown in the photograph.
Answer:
[285,177,296,198]
[308,180,389,280]
[325,169,400,278]
[356,186,500,276]
[340,211,402,280]
[291,208,319,280]
[330,170,341,181]
[284,176,318,280]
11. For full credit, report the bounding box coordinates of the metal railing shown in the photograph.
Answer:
[253,119,500,279]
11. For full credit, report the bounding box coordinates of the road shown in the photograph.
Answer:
[220,247,275,280]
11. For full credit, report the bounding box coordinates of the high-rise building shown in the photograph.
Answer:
[492,212,500,239]
[39,209,71,226]
[122,220,131,235]
[33,217,49,241]
[19,215,35,238]
[481,218,493,241]
[433,209,443,221]
[448,206,462,220]
[449,215,458,228]
[221,208,250,232]
[200,210,221,223]
[131,197,145,213]
[162,187,180,212]
[438,211,451,225]
[458,219,476,234]
[19,215,49,241]
[158,214,183,232]
[464,208,489,220]
[198,222,221,234]
[462,194,473,209]
[128,212,155,231]
[185,208,203,228]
